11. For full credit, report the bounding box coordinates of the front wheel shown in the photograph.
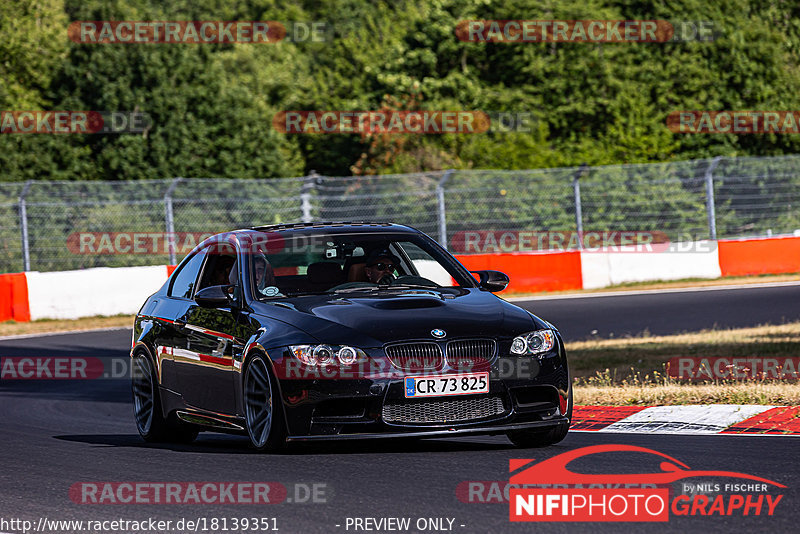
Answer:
[244,354,286,452]
[132,353,197,443]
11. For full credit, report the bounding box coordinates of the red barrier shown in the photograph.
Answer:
[718,236,800,276]
[0,273,30,322]
[0,275,10,321]
[455,251,583,293]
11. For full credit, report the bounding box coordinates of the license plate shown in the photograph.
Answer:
[404,372,489,398]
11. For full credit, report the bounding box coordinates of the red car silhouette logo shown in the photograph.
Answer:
[510,444,785,487]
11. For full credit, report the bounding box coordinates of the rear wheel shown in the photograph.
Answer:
[132,353,197,443]
[507,388,572,448]
[244,354,286,452]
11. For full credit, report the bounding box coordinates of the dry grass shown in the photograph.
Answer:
[575,383,800,406]
[505,272,800,298]
[0,315,134,337]
[569,322,800,405]
[566,322,800,377]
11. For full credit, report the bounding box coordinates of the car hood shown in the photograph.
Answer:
[251,288,545,347]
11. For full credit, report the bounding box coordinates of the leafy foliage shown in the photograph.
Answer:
[2,0,800,179]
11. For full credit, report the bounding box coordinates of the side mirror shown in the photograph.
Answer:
[471,270,510,292]
[195,285,233,308]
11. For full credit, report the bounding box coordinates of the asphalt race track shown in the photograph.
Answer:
[515,281,800,341]
[1,284,799,533]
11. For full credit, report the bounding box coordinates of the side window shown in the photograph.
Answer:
[397,241,458,287]
[197,245,237,291]
[168,250,207,299]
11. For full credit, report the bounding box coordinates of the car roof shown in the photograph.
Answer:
[240,222,420,235]
[188,223,424,259]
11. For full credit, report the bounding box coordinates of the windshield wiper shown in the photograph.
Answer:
[331,286,383,293]
[332,284,442,294]
[277,290,331,297]
[389,284,443,291]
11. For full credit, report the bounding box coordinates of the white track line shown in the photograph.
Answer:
[601,404,773,434]
[509,280,800,301]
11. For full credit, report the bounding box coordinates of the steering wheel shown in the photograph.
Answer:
[377,273,395,286]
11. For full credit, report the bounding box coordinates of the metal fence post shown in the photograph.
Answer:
[164,177,183,265]
[18,180,33,271]
[437,169,455,249]
[301,171,317,223]
[572,164,587,249]
[704,156,722,241]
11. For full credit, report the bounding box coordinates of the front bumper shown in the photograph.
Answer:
[286,417,569,442]
[273,345,571,439]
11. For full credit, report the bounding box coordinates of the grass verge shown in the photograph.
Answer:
[504,272,800,298]
[569,322,800,405]
[0,315,134,337]
[575,383,800,406]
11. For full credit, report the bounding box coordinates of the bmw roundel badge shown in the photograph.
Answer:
[431,329,446,339]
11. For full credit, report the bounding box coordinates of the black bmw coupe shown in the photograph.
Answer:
[131,222,572,450]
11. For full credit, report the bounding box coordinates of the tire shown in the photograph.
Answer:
[243,354,287,452]
[132,352,198,444]
[507,387,572,448]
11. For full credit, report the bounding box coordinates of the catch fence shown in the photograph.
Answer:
[1,155,799,272]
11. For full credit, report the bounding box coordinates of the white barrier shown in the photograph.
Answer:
[579,253,614,289]
[580,242,722,289]
[25,266,168,320]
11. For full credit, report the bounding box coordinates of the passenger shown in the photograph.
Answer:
[252,254,282,296]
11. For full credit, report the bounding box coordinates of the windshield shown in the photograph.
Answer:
[247,230,476,299]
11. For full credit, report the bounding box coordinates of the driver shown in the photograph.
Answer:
[364,248,400,284]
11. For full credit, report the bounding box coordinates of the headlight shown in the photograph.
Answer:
[290,344,365,366]
[337,346,359,365]
[313,345,335,365]
[510,329,556,356]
